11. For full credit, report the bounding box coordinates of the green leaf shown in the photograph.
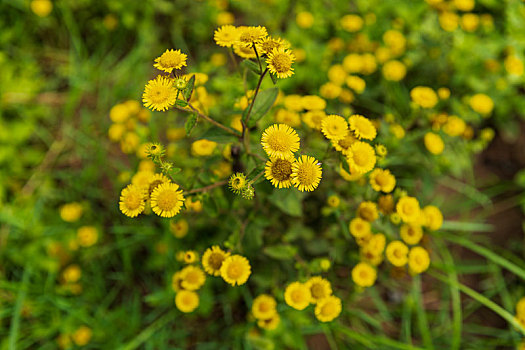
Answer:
[185,113,197,136]
[242,59,261,74]
[175,99,188,107]
[269,72,277,85]
[263,244,297,260]
[183,75,196,101]
[200,127,238,143]
[268,188,304,217]
[247,87,279,127]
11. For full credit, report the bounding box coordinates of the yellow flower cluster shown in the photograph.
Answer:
[108,100,151,154]
[251,294,280,330]
[284,277,342,322]
[261,124,322,192]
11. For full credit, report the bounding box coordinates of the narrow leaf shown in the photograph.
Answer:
[183,75,196,101]
[185,113,197,136]
[247,87,279,127]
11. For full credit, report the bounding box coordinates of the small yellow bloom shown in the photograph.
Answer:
[153,49,187,73]
[60,202,83,222]
[357,201,379,222]
[321,114,348,141]
[261,124,300,159]
[382,60,406,81]
[351,262,377,287]
[327,195,340,208]
[340,14,364,32]
[424,132,445,155]
[345,76,366,94]
[369,168,396,193]
[307,276,333,304]
[408,246,430,274]
[315,296,342,322]
[346,141,376,175]
[142,76,178,112]
[386,241,409,267]
[284,282,311,310]
[469,93,494,115]
[77,226,98,247]
[192,139,218,156]
[72,326,92,346]
[301,95,326,111]
[410,86,438,109]
[238,26,268,47]
[423,205,443,231]
[400,224,423,245]
[291,155,323,192]
[349,217,371,238]
[265,157,295,189]
[220,255,251,286]
[214,25,240,47]
[396,196,421,223]
[180,265,206,291]
[150,183,184,218]
[257,313,280,330]
[296,11,314,28]
[348,114,376,141]
[175,290,199,313]
[63,265,82,283]
[267,48,296,79]
[229,173,248,194]
[119,184,146,218]
[252,294,277,320]
[202,246,230,276]
[31,0,52,17]
[170,219,189,238]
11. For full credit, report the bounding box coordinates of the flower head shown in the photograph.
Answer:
[400,224,423,245]
[265,157,295,188]
[315,296,342,322]
[284,282,311,310]
[180,265,206,291]
[150,183,185,218]
[424,132,445,155]
[349,114,377,140]
[252,294,277,320]
[261,124,300,159]
[321,115,348,141]
[423,205,443,231]
[214,25,240,47]
[351,262,377,287]
[142,76,177,112]
[257,313,280,330]
[291,155,322,192]
[119,184,146,218]
[386,240,409,267]
[229,173,247,194]
[306,276,333,304]
[154,49,187,73]
[346,141,376,174]
[396,196,421,223]
[349,217,371,238]
[238,26,268,47]
[202,246,230,276]
[369,168,396,193]
[220,255,251,286]
[469,93,494,115]
[175,290,199,313]
[408,247,430,274]
[257,36,288,55]
[357,201,379,222]
[267,48,296,79]
[410,86,438,108]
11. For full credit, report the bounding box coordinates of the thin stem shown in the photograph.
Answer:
[184,180,228,195]
[253,42,262,73]
[175,104,240,136]
[247,151,266,162]
[248,169,265,185]
[228,47,242,77]
[244,68,269,127]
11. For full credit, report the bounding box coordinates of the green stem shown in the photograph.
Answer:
[412,275,434,350]
[175,103,240,136]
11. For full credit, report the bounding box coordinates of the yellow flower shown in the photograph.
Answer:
[109,103,130,123]
[119,184,146,218]
[343,54,363,73]
[345,76,366,93]
[302,110,327,130]
[328,64,347,85]
[175,290,199,313]
[214,25,240,47]
[229,173,247,194]
[351,262,377,287]
[217,11,234,25]
[516,297,525,316]
[340,14,364,32]
[266,48,296,79]
[142,76,177,112]
[438,87,451,100]
[439,12,459,32]
[261,124,300,159]
[346,141,376,174]
[321,114,348,141]
[331,133,356,155]
[265,157,295,189]
[257,313,281,330]
[301,95,326,111]
[72,326,92,346]
[461,13,479,32]
[131,170,154,190]
[291,155,323,192]
[423,205,443,231]
[400,224,423,245]
[504,55,524,76]
[60,202,83,222]
[382,60,406,81]
[185,197,203,212]
[238,26,268,47]
[424,132,445,155]
[349,217,371,238]
[170,219,189,238]
[320,82,343,99]
[453,0,474,11]
[257,36,288,55]
[369,168,396,193]
[180,265,206,291]
[191,139,217,156]
[183,251,198,264]
[469,93,494,115]
[443,116,466,137]
[357,201,379,222]
[202,246,230,276]
[348,114,376,140]
[410,86,438,108]
[31,0,52,17]
[408,247,430,274]
[307,276,333,304]
[220,255,251,286]
[284,282,311,310]
[378,194,395,214]
[233,43,257,59]
[390,124,405,139]
[77,226,98,247]
[147,173,170,195]
[153,49,187,73]
[63,265,82,283]
[363,233,386,255]
[383,30,406,56]
[296,11,314,28]
[274,109,301,127]
[315,296,342,322]
[150,183,185,218]
[327,195,340,208]
[396,196,421,223]
[252,294,277,320]
[284,95,304,111]
[386,241,409,267]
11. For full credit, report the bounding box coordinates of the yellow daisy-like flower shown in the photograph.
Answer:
[306,276,333,304]
[175,290,199,313]
[301,95,327,111]
[331,132,356,155]
[257,36,288,55]
[60,202,83,222]
[469,93,494,115]
[229,173,247,194]
[150,183,185,218]
[183,251,198,264]
[291,155,322,192]
[238,26,268,47]
[153,49,187,73]
[265,157,295,188]
[351,262,377,288]
[233,43,257,59]
[357,201,379,222]
[266,48,296,79]
[423,205,443,231]
[220,255,251,286]
[214,25,240,47]
[396,196,421,223]
[346,141,376,174]
[142,76,178,112]
[424,132,445,155]
[261,124,300,159]
[349,217,371,238]
[408,246,430,274]
[410,86,438,109]
[378,194,395,214]
[77,226,98,247]
[171,271,183,292]
[284,282,311,310]
[327,195,340,208]
[315,296,342,322]
[147,173,171,195]
[363,233,386,255]
[400,224,423,245]
[302,110,327,130]
[321,114,348,141]
[179,265,206,291]
[131,170,155,190]
[348,114,377,140]
[386,240,409,267]
[170,219,189,238]
[369,168,396,193]
[257,313,281,330]
[119,184,146,218]
[202,246,230,276]
[252,294,277,320]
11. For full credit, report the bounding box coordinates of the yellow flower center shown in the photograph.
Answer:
[311,284,326,299]
[185,271,200,284]
[149,85,172,104]
[352,151,368,167]
[271,159,293,181]
[291,289,304,303]
[160,53,183,68]
[258,302,270,313]
[208,253,225,270]
[296,163,317,185]
[271,53,292,73]
[156,190,180,211]
[124,192,142,210]
[321,302,336,316]
[227,262,242,279]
